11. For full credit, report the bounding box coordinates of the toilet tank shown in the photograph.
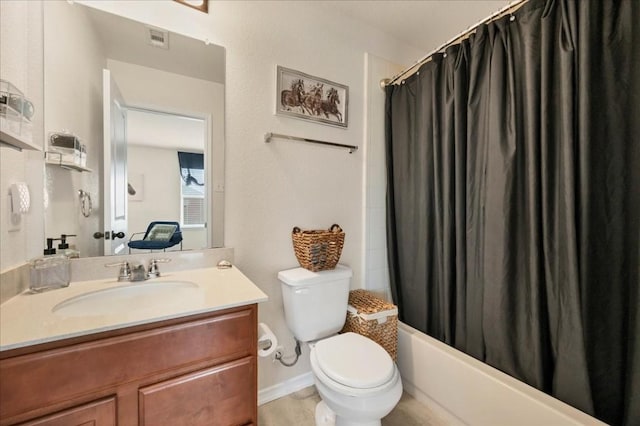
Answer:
[279,265,352,342]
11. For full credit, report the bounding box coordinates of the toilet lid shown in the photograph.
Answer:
[314,332,394,389]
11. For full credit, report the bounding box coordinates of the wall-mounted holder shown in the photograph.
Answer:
[45,132,91,171]
[0,79,39,151]
[45,151,92,173]
[264,132,358,154]
[9,183,30,214]
[78,190,92,217]
[7,182,30,231]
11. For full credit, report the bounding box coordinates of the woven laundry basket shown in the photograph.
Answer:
[341,289,398,361]
[291,224,345,272]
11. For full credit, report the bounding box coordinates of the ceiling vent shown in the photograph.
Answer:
[147,27,169,49]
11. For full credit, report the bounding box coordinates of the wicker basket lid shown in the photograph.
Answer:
[314,332,394,389]
[348,289,396,314]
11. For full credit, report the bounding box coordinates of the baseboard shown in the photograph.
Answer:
[258,372,315,406]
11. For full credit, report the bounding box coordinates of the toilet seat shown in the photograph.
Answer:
[311,333,399,397]
[311,349,400,397]
[314,333,394,388]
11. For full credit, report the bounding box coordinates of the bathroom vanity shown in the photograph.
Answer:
[0,266,267,426]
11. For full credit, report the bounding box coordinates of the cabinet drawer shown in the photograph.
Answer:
[1,307,255,422]
[19,397,116,426]
[139,356,256,426]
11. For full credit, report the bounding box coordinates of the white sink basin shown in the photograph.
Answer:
[52,281,202,317]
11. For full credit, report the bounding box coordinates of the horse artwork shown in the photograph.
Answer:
[276,66,348,128]
[321,88,342,123]
[302,83,323,117]
[281,79,305,113]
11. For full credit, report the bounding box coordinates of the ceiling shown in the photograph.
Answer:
[317,1,506,52]
[127,109,205,151]
[83,5,225,84]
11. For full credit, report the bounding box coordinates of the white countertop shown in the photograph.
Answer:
[0,266,268,352]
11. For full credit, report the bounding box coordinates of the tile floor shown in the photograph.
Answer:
[258,386,450,426]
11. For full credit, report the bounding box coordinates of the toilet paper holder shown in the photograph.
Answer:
[257,322,278,358]
[258,339,273,351]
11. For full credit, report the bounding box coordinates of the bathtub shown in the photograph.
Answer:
[397,322,606,425]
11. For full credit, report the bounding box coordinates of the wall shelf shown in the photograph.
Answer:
[0,80,39,151]
[45,151,92,172]
[0,128,41,151]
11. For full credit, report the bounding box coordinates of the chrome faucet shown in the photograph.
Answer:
[105,261,132,282]
[147,258,171,278]
[105,258,171,281]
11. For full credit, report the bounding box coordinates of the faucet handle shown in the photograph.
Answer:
[105,261,131,281]
[148,258,171,278]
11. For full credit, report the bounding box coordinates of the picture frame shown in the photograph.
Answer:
[173,0,208,13]
[276,66,348,128]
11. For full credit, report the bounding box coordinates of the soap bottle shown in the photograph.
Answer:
[58,234,80,258]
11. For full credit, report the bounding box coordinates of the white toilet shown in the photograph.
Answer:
[279,265,402,426]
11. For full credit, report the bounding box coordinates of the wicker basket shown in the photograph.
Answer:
[292,224,345,272]
[341,289,398,360]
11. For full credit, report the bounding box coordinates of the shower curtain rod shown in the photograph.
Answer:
[384,0,528,87]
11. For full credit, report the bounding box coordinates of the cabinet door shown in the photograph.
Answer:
[19,398,116,426]
[139,356,256,426]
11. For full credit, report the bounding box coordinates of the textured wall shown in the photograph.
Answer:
[0,1,44,271]
[364,53,404,300]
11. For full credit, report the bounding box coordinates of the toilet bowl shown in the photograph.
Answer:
[310,332,403,426]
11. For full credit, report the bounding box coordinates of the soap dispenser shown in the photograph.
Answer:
[58,234,79,258]
[43,238,59,255]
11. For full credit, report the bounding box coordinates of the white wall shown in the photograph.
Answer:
[0,1,44,272]
[363,53,404,301]
[127,145,180,235]
[43,0,106,258]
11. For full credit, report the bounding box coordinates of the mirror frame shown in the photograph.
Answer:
[173,0,209,14]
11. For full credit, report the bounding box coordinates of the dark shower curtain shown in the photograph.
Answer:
[385,0,639,424]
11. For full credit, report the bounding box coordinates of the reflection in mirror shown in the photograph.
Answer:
[43,1,225,258]
[126,109,207,253]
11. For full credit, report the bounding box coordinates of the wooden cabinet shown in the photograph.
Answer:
[19,398,116,426]
[0,305,257,426]
[139,357,255,426]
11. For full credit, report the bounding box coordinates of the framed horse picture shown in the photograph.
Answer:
[276,66,348,128]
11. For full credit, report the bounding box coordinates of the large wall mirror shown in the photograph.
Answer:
[43,1,225,258]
